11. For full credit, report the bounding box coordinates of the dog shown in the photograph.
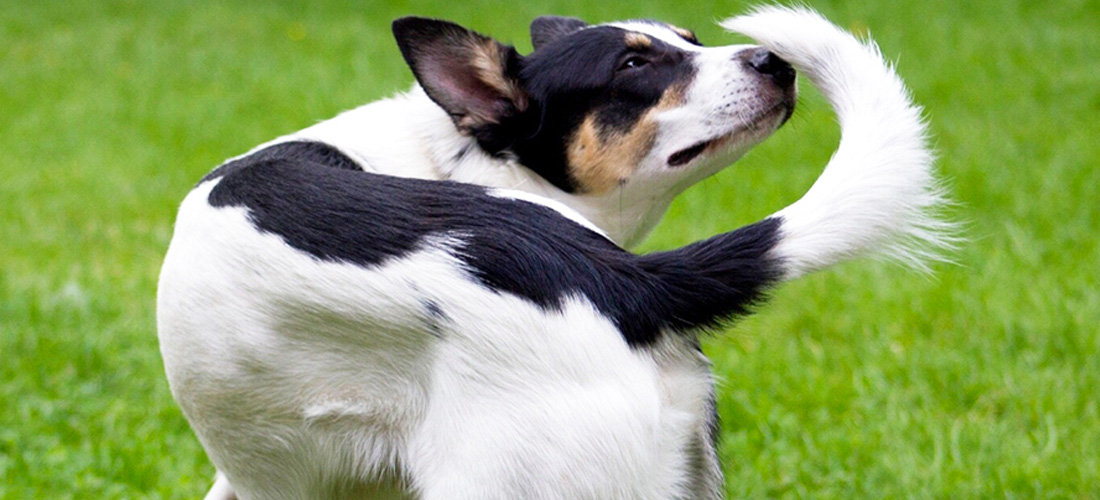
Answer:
[157,7,950,499]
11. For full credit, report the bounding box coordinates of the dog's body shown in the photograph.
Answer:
[158,7,950,499]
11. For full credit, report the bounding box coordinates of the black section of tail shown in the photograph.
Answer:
[636,217,784,334]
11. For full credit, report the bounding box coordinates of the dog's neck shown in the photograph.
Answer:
[280,86,677,248]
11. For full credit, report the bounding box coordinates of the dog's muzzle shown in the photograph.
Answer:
[746,48,795,89]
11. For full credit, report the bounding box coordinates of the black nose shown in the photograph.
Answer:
[748,48,795,89]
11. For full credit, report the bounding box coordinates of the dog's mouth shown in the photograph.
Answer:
[667,101,795,168]
[666,133,744,168]
[667,141,712,167]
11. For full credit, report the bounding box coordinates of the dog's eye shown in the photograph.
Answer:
[618,57,649,71]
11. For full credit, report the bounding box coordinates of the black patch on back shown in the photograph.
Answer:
[202,141,362,184]
[205,141,783,346]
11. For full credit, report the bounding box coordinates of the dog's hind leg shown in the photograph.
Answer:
[202,472,236,500]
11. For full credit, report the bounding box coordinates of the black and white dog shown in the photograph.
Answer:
[158,7,949,499]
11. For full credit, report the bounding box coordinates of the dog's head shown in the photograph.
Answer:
[393,15,795,216]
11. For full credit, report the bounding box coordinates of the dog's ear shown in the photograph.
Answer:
[393,18,528,139]
[530,16,588,51]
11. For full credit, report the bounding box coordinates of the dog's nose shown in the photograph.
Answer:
[747,48,795,89]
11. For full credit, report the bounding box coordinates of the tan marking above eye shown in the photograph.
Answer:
[669,25,698,44]
[624,32,653,49]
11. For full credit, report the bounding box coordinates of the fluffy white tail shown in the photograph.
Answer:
[723,7,954,279]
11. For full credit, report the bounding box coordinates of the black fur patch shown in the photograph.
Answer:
[420,298,448,338]
[206,142,783,346]
[530,16,588,50]
[201,141,362,184]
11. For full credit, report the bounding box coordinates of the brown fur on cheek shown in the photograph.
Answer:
[566,114,657,194]
[565,83,690,193]
[658,81,689,110]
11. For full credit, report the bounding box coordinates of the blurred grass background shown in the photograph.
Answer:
[1,0,1097,498]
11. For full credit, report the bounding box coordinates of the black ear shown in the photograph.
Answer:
[393,17,528,137]
[530,16,588,51]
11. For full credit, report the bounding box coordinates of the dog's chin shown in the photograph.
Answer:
[666,103,793,169]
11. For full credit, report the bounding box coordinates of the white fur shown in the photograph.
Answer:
[723,7,954,279]
[487,187,610,239]
[204,474,235,500]
[160,181,714,499]
[161,7,951,500]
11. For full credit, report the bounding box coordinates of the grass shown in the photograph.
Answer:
[2,0,1097,497]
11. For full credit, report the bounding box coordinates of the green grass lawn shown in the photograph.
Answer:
[2,0,1097,497]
